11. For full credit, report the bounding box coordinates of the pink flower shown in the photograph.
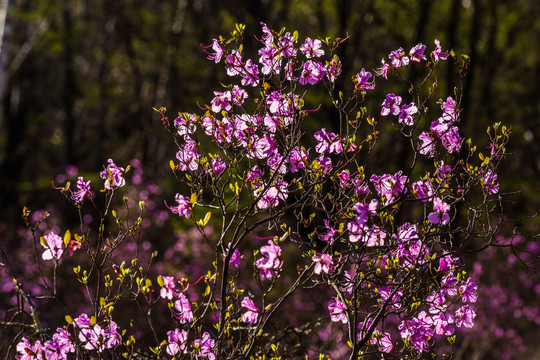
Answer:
[159,276,178,300]
[255,240,283,281]
[325,57,342,82]
[241,297,259,323]
[460,278,478,303]
[389,47,409,67]
[417,131,436,158]
[205,39,224,63]
[409,43,427,62]
[432,39,450,61]
[223,243,241,267]
[41,232,64,261]
[374,58,390,79]
[300,37,324,58]
[314,128,342,154]
[299,60,325,85]
[318,219,338,245]
[428,197,451,225]
[166,193,191,218]
[166,328,188,356]
[380,93,402,116]
[174,293,193,324]
[70,177,91,203]
[398,102,418,126]
[312,253,333,275]
[328,298,347,323]
[68,240,81,256]
[455,305,476,328]
[355,68,375,91]
[100,159,125,189]
[193,332,215,360]
[482,169,499,194]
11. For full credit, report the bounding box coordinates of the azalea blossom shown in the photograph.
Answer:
[300,37,324,58]
[100,159,125,189]
[427,197,451,225]
[70,177,91,203]
[174,293,193,324]
[166,328,188,356]
[328,298,347,323]
[312,253,333,275]
[41,232,64,261]
[241,297,259,323]
[166,193,191,218]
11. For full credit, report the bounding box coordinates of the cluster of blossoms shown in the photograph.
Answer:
[157,25,497,357]
[12,23,510,360]
[16,314,120,359]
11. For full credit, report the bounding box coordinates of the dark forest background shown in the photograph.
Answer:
[1,0,539,225]
[0,0,539,357]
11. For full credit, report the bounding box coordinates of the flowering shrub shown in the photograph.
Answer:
[1,23,518,359]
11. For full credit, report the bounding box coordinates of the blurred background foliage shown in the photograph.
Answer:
[0,0,538,357]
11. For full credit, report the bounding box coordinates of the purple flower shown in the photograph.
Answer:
[314,128,342,154]
[41,232,64,261]
[225,50,243,77]
[241,59,260,87]
[209,155,226,178]
[300,37,324,58]
[299,60,325,85]
[412,179,433,202]
[16,338,43,360]
[374,58,390,79]
[166,328,188,356]
[398,102,418,126]
[427,197,451,225]
[417,131,436,158]
[166,193,191,218]
[288,147,308,172]
[318,219,338,245]
[378,285,403,310]
[205,39,224,63]
[328,298,347,323]
[455,305,476,328]
[432,39,450,61]
[241,297,259,323]
[398,311,434,353]
[355,68,375,91]
[440,126,462,153]
[389,47,410,67]
[409,43,427,62]
[174,293,193,324]
[370,170,408,205]
[223,243,241,267]
[193,332,215,360]
[255,240,283,281]
[256,184,287,210]
[312,253,333,275]
[174,113,197,136]
[176,137,199,171]
[380,93,402,116]
[325,57,342,82]
[70,177,91,203]
[460,278,478,303]
[73,314,120,352]
[211,90,232,113]
[482,169,499,194]
[100,159,125,189]
[432,312,455,336]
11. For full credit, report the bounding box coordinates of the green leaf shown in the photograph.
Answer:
[63,230,71,247]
